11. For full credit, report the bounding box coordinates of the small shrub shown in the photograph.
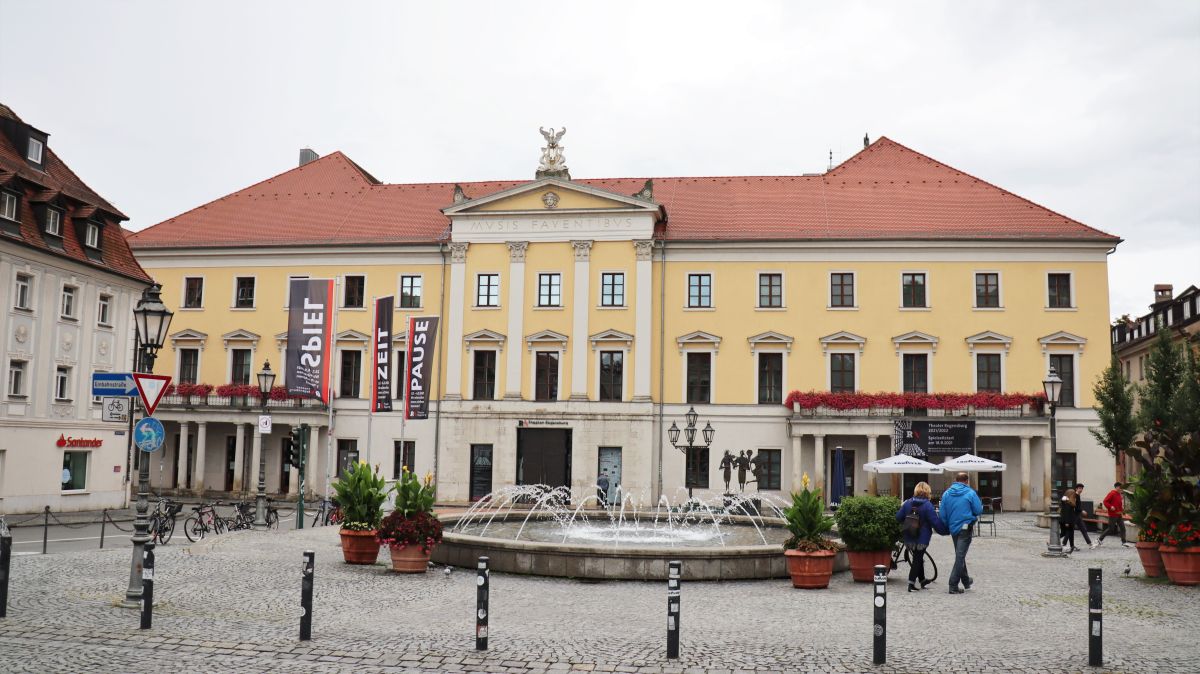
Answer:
[834,495,903,552]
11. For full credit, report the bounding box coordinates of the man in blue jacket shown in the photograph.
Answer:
[940,472,983,594]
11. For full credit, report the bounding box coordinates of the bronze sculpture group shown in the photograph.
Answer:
[719,450,764,495]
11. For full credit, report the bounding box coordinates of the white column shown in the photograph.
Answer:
[176,421,190,489]
[1041,436,1051,510]
[250,423,263,494]
[194,421,207,495]
[790,433,803,493]
[1020,436,1032,511]
[444,242,469,400]
[504,242,527,399]
[633,240,654,401]
[569,240,592,400]
[813,434,826,497]
[232,422,246,492]
[866,434,878,496]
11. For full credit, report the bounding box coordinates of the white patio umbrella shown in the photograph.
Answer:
[862,454,945,474]
[940,453,1007,472]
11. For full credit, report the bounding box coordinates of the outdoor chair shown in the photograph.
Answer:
[976,499,997,537]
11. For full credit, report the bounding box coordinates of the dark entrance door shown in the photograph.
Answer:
[516,428,571,489]
[977,451,1003,504]
[902,472,929,501]
[225,436,237,491]
[470,444,493,501]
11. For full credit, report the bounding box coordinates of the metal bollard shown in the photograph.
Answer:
[476,557,489,650]
[872,564,887,665]
[140,543,155,629]
[1088,568,1102,667]
[667,560,681,659]
[42,506,50,555]
[1,523,11,618]
[99,510,107,549]
[300,550,314,641]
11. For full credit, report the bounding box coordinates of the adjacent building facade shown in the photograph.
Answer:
[0,104,152,512]
[128,136,1121,510]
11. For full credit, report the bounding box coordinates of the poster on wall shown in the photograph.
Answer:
[372,296,394,413]
[285,278,335,402]
[892,419,976,458]
[404,316,440,420]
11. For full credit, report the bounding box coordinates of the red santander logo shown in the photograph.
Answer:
[57,434,102,448]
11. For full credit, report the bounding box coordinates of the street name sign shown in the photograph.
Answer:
[91,372,136,397]
[133,373,172,416]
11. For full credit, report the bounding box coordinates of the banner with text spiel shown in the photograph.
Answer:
[404,316,439,420]
[892,419,976,458]
[372,296,394,413]
[285,278,335,402]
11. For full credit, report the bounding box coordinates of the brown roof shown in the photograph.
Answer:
[129,137,1120,249]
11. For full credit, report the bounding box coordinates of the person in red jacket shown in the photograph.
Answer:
[1093,482,1130,548]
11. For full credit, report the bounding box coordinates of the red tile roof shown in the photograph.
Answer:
[129,137,1119,249]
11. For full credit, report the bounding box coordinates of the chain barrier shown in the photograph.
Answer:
[0,513,45,528]
[47,510,105,529]
[104,511,136,533]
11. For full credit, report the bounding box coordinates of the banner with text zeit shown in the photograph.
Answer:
[285,278,335,402]
[405,316,439,420]
[372,296,394,413]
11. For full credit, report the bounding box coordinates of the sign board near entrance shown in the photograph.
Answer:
[91,372,136,397]
[517,419,569,427]
[892,419,975,458]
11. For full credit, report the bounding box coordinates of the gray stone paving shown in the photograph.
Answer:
[0,513,1196,673]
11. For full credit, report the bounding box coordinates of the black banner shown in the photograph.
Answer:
[372,296,394,413]
[285,279,334,402]
[404,316,439,420]
[892,419,975,458]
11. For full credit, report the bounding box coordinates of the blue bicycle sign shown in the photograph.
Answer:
[134,417,166,453]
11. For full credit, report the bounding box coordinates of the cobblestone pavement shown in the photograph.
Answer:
[0,514,1195,673]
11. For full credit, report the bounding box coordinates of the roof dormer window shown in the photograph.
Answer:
[45,208,62,236]
[85,221,100,248]
[27,137,44,164]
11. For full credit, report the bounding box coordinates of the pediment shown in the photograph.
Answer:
[676,330,722,352]
[444,178,660,216]
[465,329,507,352]
[336,329,370,343]
[820,331,866,351]
[892,330,939,353]
[589,328,634,350]
[1039,331,1087,352]
[525,329,569,351]
[221,329,260,347]
[747,331,793,352]
[170,328,208,341]
[965,330,1012,352]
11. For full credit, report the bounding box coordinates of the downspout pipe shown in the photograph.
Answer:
[433,242,448,489]
[656,239,667,500]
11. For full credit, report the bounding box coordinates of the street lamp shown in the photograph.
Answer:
[667,407,715,500]
[1042,366,1066,558]
[123,284,173,608]
[253,360,276,529]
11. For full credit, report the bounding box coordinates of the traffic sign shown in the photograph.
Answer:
[102,396,130,423]
[133,373,171,416]
[92,372,136,397]
[133,417,166,453]
[258,415,273,434]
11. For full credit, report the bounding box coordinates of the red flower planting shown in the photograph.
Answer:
[376,510,444,554]
[783,390,1046,411]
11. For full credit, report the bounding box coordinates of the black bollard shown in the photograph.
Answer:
[42,506,49,555]
[99,510,106,550]
[1088,568,1102,667]
[300,550,314,641]
[1,523,11,618]
[476,557,489,650]
[140,543,155,629]
[872,564,887,665]
[667,560,681,660]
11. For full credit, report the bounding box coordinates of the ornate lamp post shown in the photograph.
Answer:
[1042,366,1066,558]
[667,407,715,499]
[122,284,173,608]
[253,361,276,529]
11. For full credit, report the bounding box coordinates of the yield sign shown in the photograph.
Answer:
[133,373,172,416]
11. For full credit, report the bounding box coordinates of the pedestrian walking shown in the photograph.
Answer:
[1065,483,1093,548]
[1060,488,1079,553]
[939,472,983,594]
[1093,482,1130,548]
[895,481,949,592]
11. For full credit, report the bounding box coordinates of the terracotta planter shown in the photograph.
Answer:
[339,528,380,565]
[1159,546,1200,586]
[388,544,434,573]
[846,549,894,583]
[784,549,837,589]
[1135,541,1164,578]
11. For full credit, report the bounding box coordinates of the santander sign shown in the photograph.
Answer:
[57,434,102,448]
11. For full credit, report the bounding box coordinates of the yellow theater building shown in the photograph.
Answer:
[127,134,1120,510]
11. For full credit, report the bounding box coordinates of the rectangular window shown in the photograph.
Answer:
[830,353,856,393]
[758,273,783,308]
[687,274,712,308]
[686,352,711,404]
[340,350,362,398]
[758,449,782,490]
[1050,354,1075,407]
[1048,273,1072,308]
[8,360,26,397]
[975,273,1000,308]
[231,349,252,385]
[183,277,204,308]
[55,366,70,400]
[537,273,561,307]
[97,294,112,326]
[336,439,359,478]
[685,446,709,490]
[85,222,100,248]
[179,348,199,384]
[476,274,499,307]
[234,277,255,308]
[344,275,365,308]
[976,353,1002,392]
[901,273,926,308]
[757,352,783,404]
[27,137,44,164]
[599,351,623,401]
[830,272,855,307]
[60,285,77,318]
[1,191,18,220]
[400,275,422,308]
[61,451,88,491]
[473,350,496,400]
[393,349,406,400]
[14,273,32,310]
[46,208,61,236]
[601,272,625,307]
[535,351,559,401]
[393,440,416,479]
[902,353,929,393]
[1052,452,1077,496]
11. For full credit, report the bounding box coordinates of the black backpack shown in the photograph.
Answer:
[904,500,922,536]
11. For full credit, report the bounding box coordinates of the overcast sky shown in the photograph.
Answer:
[2,1,1196,319]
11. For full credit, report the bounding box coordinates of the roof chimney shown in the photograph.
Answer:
[1154,283,1174,304]
[863,133,870,149]
[299,148,319,167]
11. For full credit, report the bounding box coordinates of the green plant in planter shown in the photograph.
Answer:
[330,461,389,531]
[392,466,437,519]
[783,473,841,552]
[834,495,903,552]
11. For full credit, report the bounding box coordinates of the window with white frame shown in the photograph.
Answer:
[757,449,782,490]
[234,277,255,308]
[686,352,712,404]
[901,273,927,308]
[976,353,1002,392]
[45,208,62,236]
[902,353,929,393]
[183,277,204,308]
[1048,273,1073,308]
[61,451,88,491]
[230,349,252,385]
[178,348,200,384]
[85,222,100,249]
[830,272,855,307]
[473,350,497,399]
[599,351,623,401]
[758,273,783,308]
[1049,353,1076,407]
[687,273,712,308]
[975,273,1001,308]
[339,349,362,398]
[534,351,559,400]
[343,275,365,308]
[600,273,625,307]
[14,273,33,310]
[54,366,71,401]
[476,274,499,307]
[0,191,17,221]
[27,137,44,164]
[393,348,407,400]
[400,275,422,308]
[60,285,77,318]
[757,352,783,403]
[537,273,561,307]
[8,360,27,397]
[829,353,856,392]
[97,294,112,326]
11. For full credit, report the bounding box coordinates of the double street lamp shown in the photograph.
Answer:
[1042,366,1066,558]
[253,361,276,529]
[667,407,715,499]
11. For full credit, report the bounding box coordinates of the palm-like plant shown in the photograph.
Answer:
[784,473,840,552]
[331,461,389,531]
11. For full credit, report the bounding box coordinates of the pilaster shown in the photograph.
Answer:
[176,421,190,489]
[633,240,654,401]
[569,240,592,400]
[250,423,263,494]
[232,422,246,492]
[813,434,826,497]
[445,242,469,400]
[866,434,878,496]
[194,421,207,495]
[504,242,528,399]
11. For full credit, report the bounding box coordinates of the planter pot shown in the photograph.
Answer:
[339,528,380,565]
[1135,541,1164,578]
[846,549,894,583]
[1159,546,1200,586]
[784,549,837,589]
[389,544,434,573]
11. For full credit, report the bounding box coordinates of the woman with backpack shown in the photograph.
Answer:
[895,482,950,592]
[1060,488,1079,553]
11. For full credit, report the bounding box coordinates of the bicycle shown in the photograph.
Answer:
[890,537,939,583]
[225,501,255,531]
[311,497,340,527]
[183,502,225,542]
[265,498,280,530]
[148,498,182,545]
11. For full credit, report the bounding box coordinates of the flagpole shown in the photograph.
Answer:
[325,277,340,498]
[365,295,376,472]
